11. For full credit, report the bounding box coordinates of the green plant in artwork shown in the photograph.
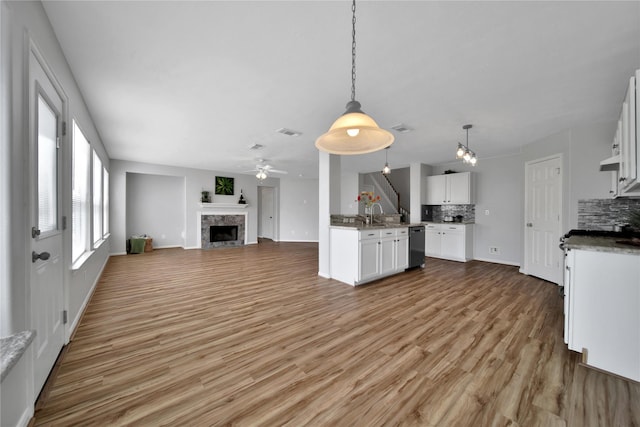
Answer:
[215,176,234,195]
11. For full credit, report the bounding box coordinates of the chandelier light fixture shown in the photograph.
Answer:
[315,0,394,155]
[456,124,477,166]
[382,147,391,175]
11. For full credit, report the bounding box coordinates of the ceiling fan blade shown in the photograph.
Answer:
[268,169,288,174]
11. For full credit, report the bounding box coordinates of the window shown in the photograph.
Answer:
[92,151,103,244]
[72,121,90,262]
[103,167,109,236]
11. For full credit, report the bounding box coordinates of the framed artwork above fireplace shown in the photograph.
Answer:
[215,176,234,195]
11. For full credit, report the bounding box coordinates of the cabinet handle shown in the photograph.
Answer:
[619,177,627,182]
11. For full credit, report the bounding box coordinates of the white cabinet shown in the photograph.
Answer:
[564,248,640,382]
[603,69,640,197]
[330,227,409,286]
[424,172,474,205]
[424,223,473,262]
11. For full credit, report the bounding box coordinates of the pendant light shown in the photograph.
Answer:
[456,124,477,166]
[382,147,391,175]
[315,0,394,155]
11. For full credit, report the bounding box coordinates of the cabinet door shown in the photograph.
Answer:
[379,237,396,275]
[425,175,446,205]
[425,229,441,256]
[441,230,464,260]
[396,236,409,270]
[447,173,470,204]
[359,239,380,282]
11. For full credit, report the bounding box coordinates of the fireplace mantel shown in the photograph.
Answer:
[199,203,249,210]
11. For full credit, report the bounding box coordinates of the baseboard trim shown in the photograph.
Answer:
[68,254,109,341]
[473,257,522,268]
[278,239,319,243]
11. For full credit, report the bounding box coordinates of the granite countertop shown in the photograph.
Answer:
[422,221,475,225]
[565,236,640,255]
[1,330,36,382]
[330,223,414,230]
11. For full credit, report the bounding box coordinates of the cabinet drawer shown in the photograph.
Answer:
[380,229,397,239]
[359,229,381,240]
[396,228,409,237]
[425,224,440,230]
[443,224,465,232]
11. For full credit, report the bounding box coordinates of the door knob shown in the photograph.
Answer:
[526,223,533,227]
[32,251,50,263]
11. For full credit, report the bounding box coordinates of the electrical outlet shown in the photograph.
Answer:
[489,246,499,254]
[485,209,490,215]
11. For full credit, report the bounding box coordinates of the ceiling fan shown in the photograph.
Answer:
[243,159,288,180]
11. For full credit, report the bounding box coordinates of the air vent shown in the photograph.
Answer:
[276,128,302,137]
[391,123,413,133]
[248,143,264,150]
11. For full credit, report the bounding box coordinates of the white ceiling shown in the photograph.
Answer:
[42,1,640,179]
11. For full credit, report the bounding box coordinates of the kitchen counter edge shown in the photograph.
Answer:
[564,235,640,255]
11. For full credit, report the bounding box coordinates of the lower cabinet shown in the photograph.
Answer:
[564,248,640,382]
[424,223,473,262]
[330,227,409,286]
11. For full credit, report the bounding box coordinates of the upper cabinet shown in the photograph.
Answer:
[424,172,475,205]
[602,69,640,197]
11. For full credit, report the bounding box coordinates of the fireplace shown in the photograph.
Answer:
[210,225,238,242]
[199,213,246,248]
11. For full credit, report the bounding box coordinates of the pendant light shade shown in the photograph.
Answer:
[315,1,394,155]
[316,102,394,155]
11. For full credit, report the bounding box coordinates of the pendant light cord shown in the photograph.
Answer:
[351,0,357,102]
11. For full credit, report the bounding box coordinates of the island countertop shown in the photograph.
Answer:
[329,223,421,230]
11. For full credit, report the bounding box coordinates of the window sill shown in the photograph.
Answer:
[93,239,105,249]
[71,250,94,271]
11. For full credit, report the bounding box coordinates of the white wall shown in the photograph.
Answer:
[126,173,186,248]
[2,1,111,424]
[279,178,319,242]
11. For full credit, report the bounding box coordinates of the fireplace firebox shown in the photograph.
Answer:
[210,225,238,242]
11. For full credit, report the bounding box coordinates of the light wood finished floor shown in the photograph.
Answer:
[33,242,640,426]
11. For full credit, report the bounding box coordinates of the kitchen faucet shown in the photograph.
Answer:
[370,203,384,223]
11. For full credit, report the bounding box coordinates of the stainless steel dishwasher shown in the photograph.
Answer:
[408,225,425,269]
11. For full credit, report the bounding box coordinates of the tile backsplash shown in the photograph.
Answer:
[429,204,476,222]
[577,198,640,230]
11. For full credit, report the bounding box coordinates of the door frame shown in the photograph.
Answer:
[26,36,70,396]
[523,153,563,284]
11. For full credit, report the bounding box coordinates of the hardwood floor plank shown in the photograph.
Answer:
[32,243,640,426]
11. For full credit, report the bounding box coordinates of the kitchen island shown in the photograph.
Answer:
[329,224,414,286]
[563,234,640,382]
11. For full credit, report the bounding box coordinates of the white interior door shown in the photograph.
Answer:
[524,155,562,284]
[259,186,274,240]
[30,48,66,396]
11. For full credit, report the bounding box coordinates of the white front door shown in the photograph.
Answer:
[259,186,274,240]
[524,155,562,284]
[29,47,66,396]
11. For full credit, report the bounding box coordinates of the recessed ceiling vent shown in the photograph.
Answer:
[391,123,413,133]
[276,128,302,137]
[248,143,264,150]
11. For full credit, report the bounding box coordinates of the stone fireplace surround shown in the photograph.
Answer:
[197,204,249,248]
